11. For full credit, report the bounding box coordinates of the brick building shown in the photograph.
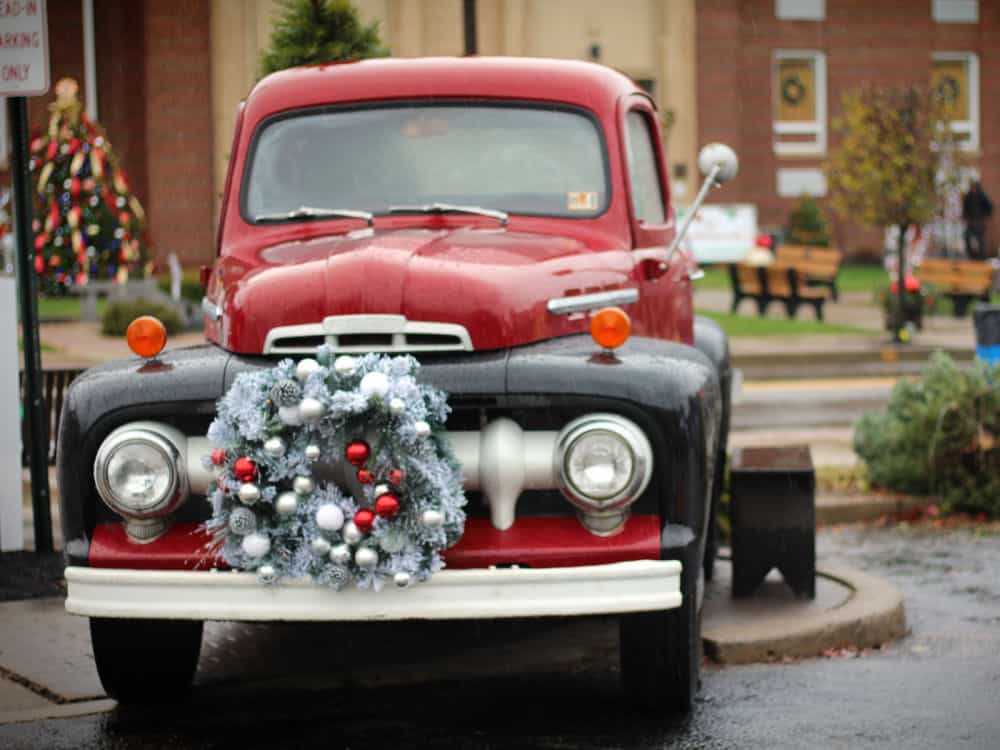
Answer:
[3,0,998,264]
[697,0,1000,255]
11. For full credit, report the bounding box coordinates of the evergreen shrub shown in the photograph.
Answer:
[854,352,1000,516]
[101,300,181,337]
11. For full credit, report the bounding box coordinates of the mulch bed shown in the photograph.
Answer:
[0,551,66,602]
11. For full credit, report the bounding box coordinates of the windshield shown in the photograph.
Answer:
[244,104,609,221]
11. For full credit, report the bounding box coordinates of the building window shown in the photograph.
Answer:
[773,50,827,156]
[776,0,825,21]
[932,52,979,150]
[932,0,978,23]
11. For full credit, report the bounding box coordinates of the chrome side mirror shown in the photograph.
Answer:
[665,142,740,264]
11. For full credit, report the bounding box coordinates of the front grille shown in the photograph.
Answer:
[264,315,474,355]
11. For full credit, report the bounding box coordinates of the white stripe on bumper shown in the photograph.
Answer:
[65,560,682,621]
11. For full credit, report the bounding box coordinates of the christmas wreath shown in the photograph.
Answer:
[781,74,807,106]
[205,349,466,590]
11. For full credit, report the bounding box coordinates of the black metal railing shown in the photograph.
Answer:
[19,367,85,466]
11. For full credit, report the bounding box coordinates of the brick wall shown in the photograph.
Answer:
[142,0,215,266]
[697,0,1000,257]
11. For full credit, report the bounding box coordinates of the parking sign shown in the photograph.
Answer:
[0,0,49,97]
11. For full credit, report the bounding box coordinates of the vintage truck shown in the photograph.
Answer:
[59,57,737,715]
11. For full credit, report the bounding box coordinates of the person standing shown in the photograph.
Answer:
[962,181,994,260]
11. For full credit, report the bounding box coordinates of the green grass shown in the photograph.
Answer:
[697,263,887,292]
[696,309,868,337]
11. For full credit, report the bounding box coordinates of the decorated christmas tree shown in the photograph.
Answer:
[28,78,151,293]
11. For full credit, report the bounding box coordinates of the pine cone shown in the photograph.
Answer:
[270,379,302,407]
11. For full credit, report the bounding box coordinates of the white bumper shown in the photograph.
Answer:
[65,560,682,622]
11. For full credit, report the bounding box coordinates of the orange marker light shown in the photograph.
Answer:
[126,316,167,359]
[590,307,631,351]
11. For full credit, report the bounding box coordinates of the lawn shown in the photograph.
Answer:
[696,309,868,337]
[696,263,888,293]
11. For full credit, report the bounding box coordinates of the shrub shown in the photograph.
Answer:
[785,195,831,247]
[101,299,181,337]
[854,352,1000,516]
[156,270,204,304]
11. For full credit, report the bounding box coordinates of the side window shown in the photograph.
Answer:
[625,111,666,225]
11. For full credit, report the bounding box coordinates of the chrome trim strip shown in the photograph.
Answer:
[262,315,474,355]
[201,296,221,320]
[546,288,639,315]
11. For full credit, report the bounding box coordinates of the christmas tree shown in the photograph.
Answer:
[29,78,151,293]
[260,0,387,77]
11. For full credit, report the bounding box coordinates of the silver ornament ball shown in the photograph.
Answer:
[257,564,277,585]
[388,397,405,416]
[359,371,390,399]
[295,358,321,383]
[227,506,257,536]
[421,509,444,529]
[238,482,261,505]
[315,503,345,531]
[394,571,411,588]
[333,355,357,377]
[304,444,321,461]
[329,543,352,565]
[414,420,431,439]
[299,397,324,423]
[342,520,363,544]
[355,546,379,569]
[275,491,298,516]
[263,437,286,458]
[310,536,332,556]
[374,483,390,497]
[279,405,303,426]
[241,532,270,558]
[293,475,315,495]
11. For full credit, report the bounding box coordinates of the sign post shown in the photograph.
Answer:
[1,0,52,552]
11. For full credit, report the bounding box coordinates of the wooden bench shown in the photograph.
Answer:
[915,258,996,316]
[729,263,827,321]
[775,245,844,301]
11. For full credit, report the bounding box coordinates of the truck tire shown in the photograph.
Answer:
[90,617,203,703]
[619,591,700,716]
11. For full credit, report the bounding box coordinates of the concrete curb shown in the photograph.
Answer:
[703,564,907,665]
[0,700,116,726]
[816,492,929,524]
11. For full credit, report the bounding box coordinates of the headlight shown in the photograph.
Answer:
[94,425,188,533]
[555,414,653,533]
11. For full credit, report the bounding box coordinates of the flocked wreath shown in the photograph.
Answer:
[204,349,466,591]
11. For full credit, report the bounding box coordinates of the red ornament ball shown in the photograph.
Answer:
[357,468,374,484]
[375,493,401,519]
[233,457,257,483]
[389,469,405,485]
[354,509,375,533]
[211,448,227,466]
[345,440,370,466]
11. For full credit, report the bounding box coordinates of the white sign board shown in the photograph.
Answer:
[0,278,23,550]
[0,0,49,97]
[675,203,758,263]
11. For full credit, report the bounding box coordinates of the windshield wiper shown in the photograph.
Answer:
[388,202,509,226]
[255,206,374,226]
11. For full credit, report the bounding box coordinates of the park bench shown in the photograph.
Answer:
[914,258,995,316]
[728,263,827,320]
[775,245,843,301]
[19,367,85,465]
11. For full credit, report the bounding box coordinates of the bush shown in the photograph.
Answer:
[854,352,1000,516]
[157,270,204,304]
[101,299,181,337]
[785,195,831,247]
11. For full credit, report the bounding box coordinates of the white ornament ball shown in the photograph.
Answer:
[264,437,286,458]
[394,571,411,588]
[275,491,298,516]
[355,546,379,569]
[227,506,257,536]
[257,564,277,585]
[421,509,444,529]
[315,503,345,531]
[359,371,390,399]
[279,405,303,426]
[329,543,352,565]
[388,397,405,416]
[310,537,332,556]
[299,397,324,423]
[241,532,270,558]
[293,475,315,495]
[374,483,390,497]
[342,521,363,545]
[304,444,321,461]
[334,355,357,377]
[414,420,431,439]
[238,482,261,505]
[295,358,321,383]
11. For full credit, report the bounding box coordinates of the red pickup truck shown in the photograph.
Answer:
[59,57,737,715]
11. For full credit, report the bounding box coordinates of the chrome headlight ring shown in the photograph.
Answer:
[554,413,653,532]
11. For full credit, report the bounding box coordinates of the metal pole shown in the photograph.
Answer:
[7,97,53,553]
[463,0,477,56]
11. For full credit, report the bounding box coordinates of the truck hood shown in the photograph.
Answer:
[213,227,636,354]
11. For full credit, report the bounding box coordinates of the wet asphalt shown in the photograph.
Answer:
[2,523,998,749]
